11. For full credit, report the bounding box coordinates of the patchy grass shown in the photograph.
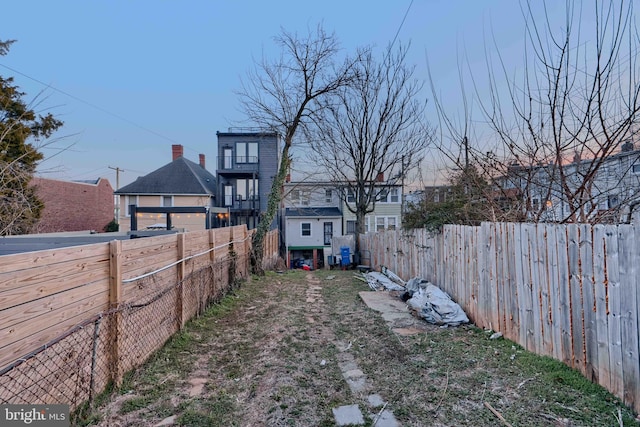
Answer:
[79,269,638,426]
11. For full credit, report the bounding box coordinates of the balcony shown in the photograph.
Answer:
[217,156,259,173]
[224,196,261,212]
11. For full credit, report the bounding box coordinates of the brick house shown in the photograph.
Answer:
[31,177,115,233]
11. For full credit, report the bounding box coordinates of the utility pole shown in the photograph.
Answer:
[108,166,125,226]
[108,166,124,190]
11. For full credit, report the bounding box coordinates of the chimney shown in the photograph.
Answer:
[199,154,206,168]
[172,144,183,160]
[376,172,384,182]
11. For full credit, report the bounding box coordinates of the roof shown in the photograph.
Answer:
[114,157,216,195]
[216,130,279,138]
[285,207,342,217]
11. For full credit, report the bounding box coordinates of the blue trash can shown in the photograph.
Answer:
[340,246,350,267]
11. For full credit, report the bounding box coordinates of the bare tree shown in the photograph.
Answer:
[305,43,431,243]
[429,0,640,224]
[237,25,359,273]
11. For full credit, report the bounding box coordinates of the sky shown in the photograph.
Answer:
[1,1,562,189]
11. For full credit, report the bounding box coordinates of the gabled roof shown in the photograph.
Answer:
[285,207,342,217]
[115,157,216,195]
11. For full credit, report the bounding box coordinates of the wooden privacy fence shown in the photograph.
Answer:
[0,226,279,412]
[360,222,640,414]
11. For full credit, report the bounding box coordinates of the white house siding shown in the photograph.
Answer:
[285,216,342,267]
[342,198,403,232]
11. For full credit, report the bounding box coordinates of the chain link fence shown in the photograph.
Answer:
[0,246,245,419]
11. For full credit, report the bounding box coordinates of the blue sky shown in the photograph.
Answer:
[2,1,549,188]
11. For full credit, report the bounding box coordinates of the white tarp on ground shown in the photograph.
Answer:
[405,278,469,327]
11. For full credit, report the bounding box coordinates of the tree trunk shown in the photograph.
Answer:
[250,147,291,275]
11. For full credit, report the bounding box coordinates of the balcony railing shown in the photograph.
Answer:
[218,156,259,170]
[224,196,261,211]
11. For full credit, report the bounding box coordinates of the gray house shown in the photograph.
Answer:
[216,130,281,229]
[496,141,640,223]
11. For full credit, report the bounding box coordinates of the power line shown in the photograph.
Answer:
[0,62,182,145]
[389,0,414,50]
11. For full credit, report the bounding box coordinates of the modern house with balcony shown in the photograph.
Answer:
[216,130,281,229]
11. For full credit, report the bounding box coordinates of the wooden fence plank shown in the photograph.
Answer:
[0,257,109,311]
[0,287,109,368]
[567,224,583,371]
[546,225,563,361]
[619,224,639,408]
[537,224,553,356]
[512,223,527,349]
[476,224,490,330]
[529,224,543,355]
[606,225,623,398]
[504,223,518,344]
[495,223,507,334]
[556,225,573,366]
[580,223,597,382]
[593,224,611,390]
[0,243,110,275]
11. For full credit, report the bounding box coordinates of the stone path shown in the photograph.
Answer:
[328,289,428,426]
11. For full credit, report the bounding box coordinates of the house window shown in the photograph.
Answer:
[237,179,248,200]
[301,222,311,236]
[531,197,540,210]
[388,217,397,230]
[236,142,258,163]
[390,188,399,203]
[377,189,389,203]
[223,148,232,169]
[234,179,258,201]
[375,216,397,231]
[434,191,440,203]
[325,189,332,203]
[249,179,258,200]
[633,164,640,174]
[323,222,333,245]
[608,194,619,208]
[291,189,310,206]
[346,220,356,234]
[224,185,233,206]
[347,190,355,203]
[162,196,172,207]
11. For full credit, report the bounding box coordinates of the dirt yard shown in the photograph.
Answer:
[78,269,638,426]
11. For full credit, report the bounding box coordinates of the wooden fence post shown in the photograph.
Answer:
[177,233,186,329]
[108,240,123,386]
[209,228,217,300]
